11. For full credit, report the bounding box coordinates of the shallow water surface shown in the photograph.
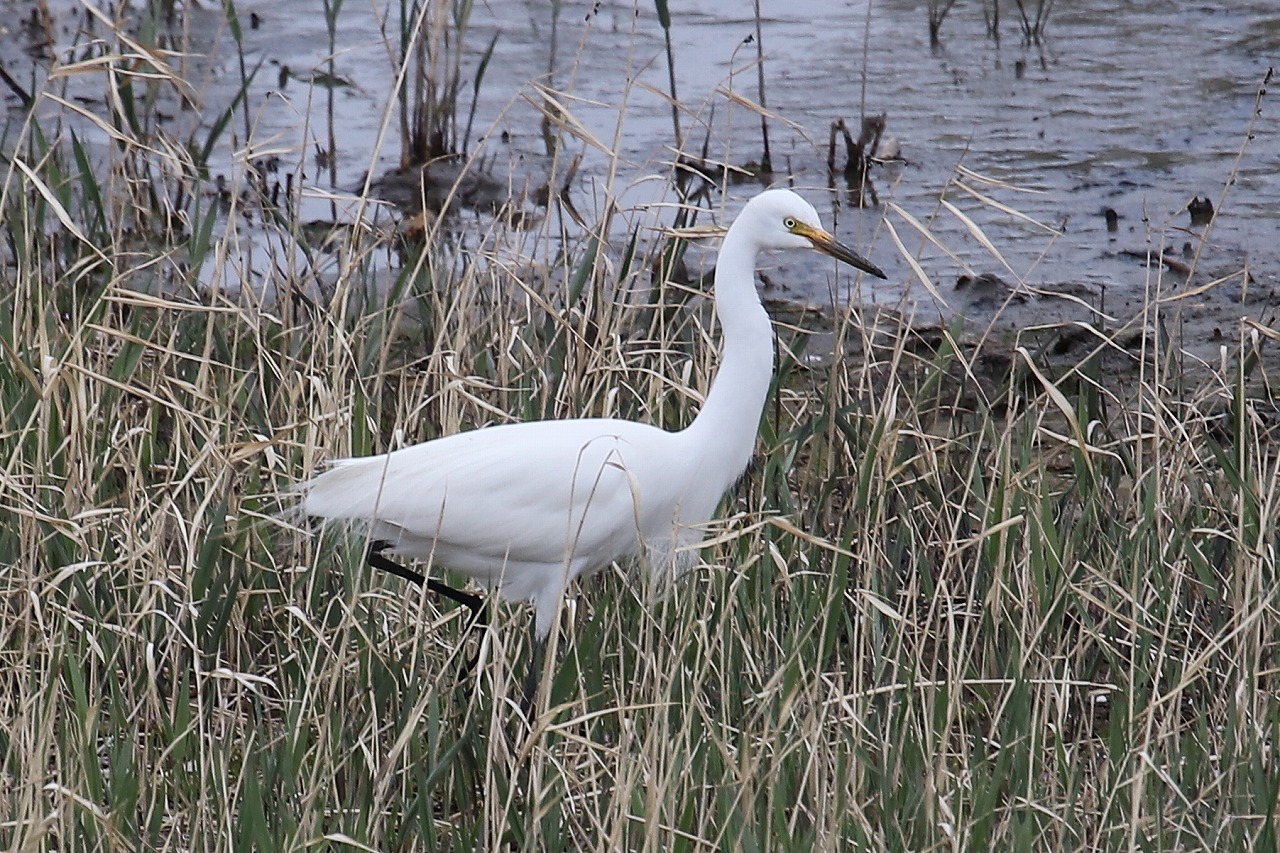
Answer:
[8,0,1279,316]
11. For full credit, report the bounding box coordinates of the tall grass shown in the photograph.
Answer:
[2,9,1278,853]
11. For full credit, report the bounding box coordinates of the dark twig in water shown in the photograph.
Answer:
[653,0,683,152]
[0,62,33,110]
[829,115,885,179]
[1012,0,1056,44]
[982,0,1001,42]
[752,0,772,175]
[926,0,960,46]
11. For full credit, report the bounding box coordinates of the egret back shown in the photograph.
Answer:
[303,417,696,580]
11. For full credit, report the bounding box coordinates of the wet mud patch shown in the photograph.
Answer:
[769,259,1280,438]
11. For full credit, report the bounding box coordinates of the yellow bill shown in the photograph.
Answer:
[791,221,887,280]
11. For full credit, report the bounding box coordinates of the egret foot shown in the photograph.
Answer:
[365,540,488,675]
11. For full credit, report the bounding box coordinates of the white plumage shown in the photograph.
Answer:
[304,418,700,637]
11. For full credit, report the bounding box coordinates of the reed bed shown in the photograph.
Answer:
[1,7,1277,852]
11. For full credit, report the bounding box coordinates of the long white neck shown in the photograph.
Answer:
[681,221,775,504]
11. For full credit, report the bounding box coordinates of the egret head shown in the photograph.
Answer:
[744,189,887,280]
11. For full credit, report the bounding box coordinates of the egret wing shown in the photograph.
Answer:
[304,418,680,567]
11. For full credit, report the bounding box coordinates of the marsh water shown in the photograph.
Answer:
[8,0,1280,322]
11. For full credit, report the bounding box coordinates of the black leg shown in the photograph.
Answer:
[520,633,547,715]
[365,539,488,673]
[426,576,487,631]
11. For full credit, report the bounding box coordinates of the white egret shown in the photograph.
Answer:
[301,188,886,707]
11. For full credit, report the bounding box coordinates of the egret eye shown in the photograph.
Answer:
[783,217,797,230]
